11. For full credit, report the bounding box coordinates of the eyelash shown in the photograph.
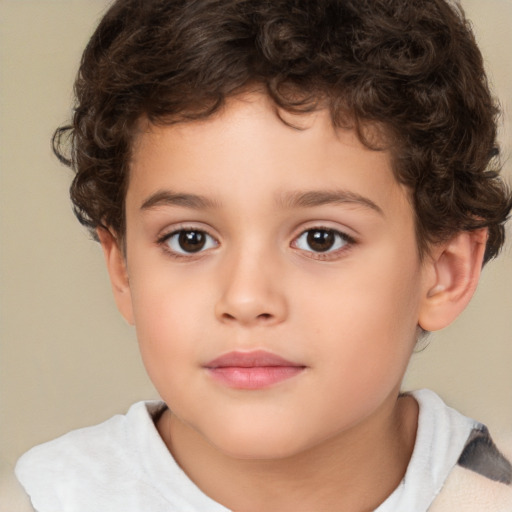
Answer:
[156,226,219,260]
[157,226,356,261]
[291,227,356,260]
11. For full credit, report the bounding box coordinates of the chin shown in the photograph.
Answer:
[203,420,317,461]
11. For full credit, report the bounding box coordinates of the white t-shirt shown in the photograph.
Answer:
[13,390,500,511]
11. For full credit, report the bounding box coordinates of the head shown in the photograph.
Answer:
[56,0,511,262]
[54,0,511,458]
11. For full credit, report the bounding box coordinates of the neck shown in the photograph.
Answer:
[157,394,418,512]
[158,392,418,512]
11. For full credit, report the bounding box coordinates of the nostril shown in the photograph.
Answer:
[219,311,274,324]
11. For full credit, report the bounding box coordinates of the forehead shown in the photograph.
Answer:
[128,93,410,220]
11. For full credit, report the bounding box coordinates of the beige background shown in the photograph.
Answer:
[1,0,511,492]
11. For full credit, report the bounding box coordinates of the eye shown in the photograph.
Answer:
[293,228,351,254]
[164,229,217,255]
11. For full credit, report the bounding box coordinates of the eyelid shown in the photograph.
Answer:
[155,222,356,261]
[291,222,357,243]
[290,225,356,260]
[156,224,219,258]
[156,222,218,241]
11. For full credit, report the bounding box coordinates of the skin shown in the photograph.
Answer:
[99,92,487,511]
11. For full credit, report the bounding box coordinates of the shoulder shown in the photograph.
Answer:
[16,401,156,477]
[15,401,166,511]
[15,401,230,512]
[385,390,512,512]
[429,432,512,512]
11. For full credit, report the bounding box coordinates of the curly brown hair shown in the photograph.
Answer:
[54,0,511,262]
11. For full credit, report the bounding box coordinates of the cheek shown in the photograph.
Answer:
[128,272,209,386]
[294,273,420,434]
[303,253,422,383]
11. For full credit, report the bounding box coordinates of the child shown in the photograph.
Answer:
[15,0,512,510]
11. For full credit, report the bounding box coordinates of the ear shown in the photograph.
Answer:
[97,227,135,325]
[418,228,488,332]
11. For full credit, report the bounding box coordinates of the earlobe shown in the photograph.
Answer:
[97,227,135,325]
[418,228,488,332]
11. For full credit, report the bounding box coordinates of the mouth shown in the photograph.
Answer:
[204,350,306,390]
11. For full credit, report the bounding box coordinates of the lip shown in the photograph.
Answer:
[204,350,306,390]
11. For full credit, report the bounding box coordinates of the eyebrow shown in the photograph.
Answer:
[140,188,384,216]
[141,190,221,210]
[276,189,384,216]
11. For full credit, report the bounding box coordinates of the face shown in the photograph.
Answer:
[117,93,429,459]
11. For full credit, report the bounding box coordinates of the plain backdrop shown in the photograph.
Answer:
[1,0,511,491]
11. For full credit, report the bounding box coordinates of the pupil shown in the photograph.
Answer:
[307,230,335,252]
[179,231,206,252]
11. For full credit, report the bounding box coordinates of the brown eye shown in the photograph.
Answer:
[165,229,217,254]
[294,228,350,254]
[178,230,206,252]
[306,229,335,252]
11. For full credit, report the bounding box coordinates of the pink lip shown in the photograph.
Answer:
[204,350,306,390]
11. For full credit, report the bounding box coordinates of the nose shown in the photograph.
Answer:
[214,249,288,327]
